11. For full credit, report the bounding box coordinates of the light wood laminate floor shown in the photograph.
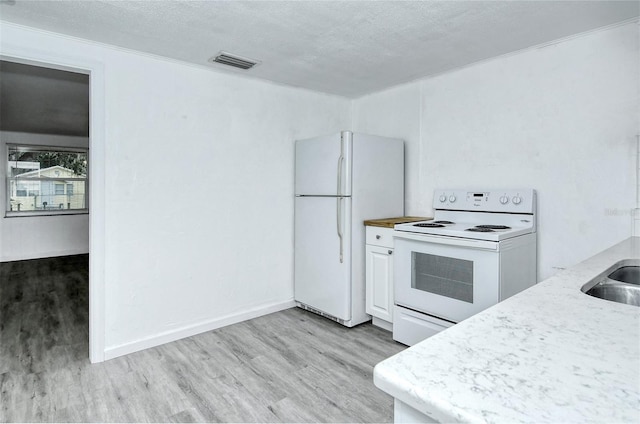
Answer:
[0,255,405,422]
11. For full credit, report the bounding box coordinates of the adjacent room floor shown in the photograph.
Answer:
[0,255,404,422]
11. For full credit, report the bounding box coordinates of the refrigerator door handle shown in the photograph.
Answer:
[337,154,344,196]
[337,197,344,263]
[337,133,345,196]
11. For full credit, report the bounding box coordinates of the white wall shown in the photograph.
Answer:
[0,131,89,261]
[351,81,422,215]
[3,19,637,359]
[1,23,350,357]
[354,22,640,280]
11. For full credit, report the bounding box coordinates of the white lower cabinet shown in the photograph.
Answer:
[365,226,395,329]
[394,400,437,423]
[366,245,394,321]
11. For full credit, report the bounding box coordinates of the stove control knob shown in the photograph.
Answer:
[449,195,457,203]
[512,196,522,205]
[499,195,509,205]
[439,195,447,203]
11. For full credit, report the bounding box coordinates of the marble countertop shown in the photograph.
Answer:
[374,237,640,423]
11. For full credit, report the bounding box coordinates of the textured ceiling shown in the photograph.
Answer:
[0,1,638,98]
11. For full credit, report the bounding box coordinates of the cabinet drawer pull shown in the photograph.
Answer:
[376,235,381,240]
[388,250,393,255]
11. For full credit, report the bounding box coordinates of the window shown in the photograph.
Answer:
[7,145,88,215]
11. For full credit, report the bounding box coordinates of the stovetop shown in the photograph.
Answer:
[395,218,534,241]
[394,189,537,242]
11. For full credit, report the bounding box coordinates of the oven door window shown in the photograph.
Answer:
[411,252,473,303]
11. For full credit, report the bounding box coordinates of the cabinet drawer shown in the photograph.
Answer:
[392,305,454,346]
[365,226,394,248]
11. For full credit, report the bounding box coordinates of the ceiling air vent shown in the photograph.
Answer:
[209,51,260,70]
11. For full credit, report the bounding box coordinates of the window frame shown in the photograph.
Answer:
[55,182,65,195]
[5,143,89,217]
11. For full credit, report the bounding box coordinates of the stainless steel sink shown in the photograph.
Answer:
[585,282,640,306]
[582,260,640,307]
[608,266,640,285]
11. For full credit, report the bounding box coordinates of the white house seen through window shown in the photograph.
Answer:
[7,145,88,215]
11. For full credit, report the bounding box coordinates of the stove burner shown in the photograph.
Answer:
[475,225,511,230]
[414,223,446,228]
[433,220,454,224]
[466,227,495,232]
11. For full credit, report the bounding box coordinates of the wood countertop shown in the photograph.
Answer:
[363,216,431,228]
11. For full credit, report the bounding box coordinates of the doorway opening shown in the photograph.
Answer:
[0,54,105,363]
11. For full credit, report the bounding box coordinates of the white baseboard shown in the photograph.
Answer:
[0,248,89,263]
[372,316,393,332]
[104,299,296,361]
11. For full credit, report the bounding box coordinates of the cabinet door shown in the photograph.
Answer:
[366,245,394,322]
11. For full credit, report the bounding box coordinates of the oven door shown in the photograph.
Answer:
[394,232,500,323]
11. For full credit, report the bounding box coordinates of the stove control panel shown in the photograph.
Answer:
[433,189,536,213]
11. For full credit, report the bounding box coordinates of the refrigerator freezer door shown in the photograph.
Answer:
[295,132,352,196]
[294,196,352,321]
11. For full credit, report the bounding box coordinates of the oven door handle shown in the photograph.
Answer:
[393,231,499,251]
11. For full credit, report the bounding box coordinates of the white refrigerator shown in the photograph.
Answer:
[294,131,404,327]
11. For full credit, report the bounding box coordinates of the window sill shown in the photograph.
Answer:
[5,209,89,218]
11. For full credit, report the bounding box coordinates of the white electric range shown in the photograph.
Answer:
[392,189,538,346]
